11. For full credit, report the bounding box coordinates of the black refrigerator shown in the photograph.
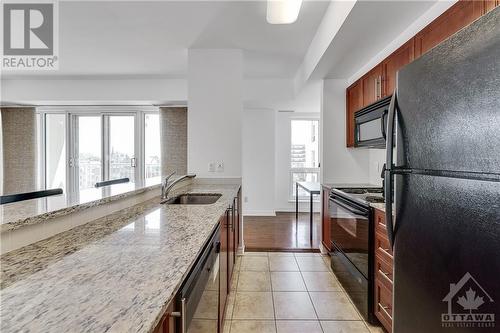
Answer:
[384,8,500,333]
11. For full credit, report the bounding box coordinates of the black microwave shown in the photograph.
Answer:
[354,95,392,148]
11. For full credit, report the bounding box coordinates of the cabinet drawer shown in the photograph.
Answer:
[375,231,393,263]
[375,254,393,291]
[375,280,393,332]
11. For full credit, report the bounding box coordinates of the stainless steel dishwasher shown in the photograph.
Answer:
[175,225,220,333]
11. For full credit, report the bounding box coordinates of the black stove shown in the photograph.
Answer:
[327,185,384,324]
[334,187,385,206]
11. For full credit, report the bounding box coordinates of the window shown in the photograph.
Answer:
[290,119,319,200]
[144,114,161,186]
[37,108,160,193]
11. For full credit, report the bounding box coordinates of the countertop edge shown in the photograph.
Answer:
[1,184,161,233]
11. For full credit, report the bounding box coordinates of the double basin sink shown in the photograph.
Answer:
[162,193,222,205]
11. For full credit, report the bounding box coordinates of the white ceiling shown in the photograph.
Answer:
[4,0,330,79]
[321,0,437,79]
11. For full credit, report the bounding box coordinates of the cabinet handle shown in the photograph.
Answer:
[380,303,393,319]
[379,269,392,281]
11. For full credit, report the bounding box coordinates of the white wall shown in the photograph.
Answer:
[187,49,242,178]
[369,149,385,186]
[321,79,373,184]
[242,108,275,216]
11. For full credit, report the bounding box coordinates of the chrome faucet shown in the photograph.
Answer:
[161,172,196,200]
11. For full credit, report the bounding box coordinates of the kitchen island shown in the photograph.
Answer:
[0,182,240,333]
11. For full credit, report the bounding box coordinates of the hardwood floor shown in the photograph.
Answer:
[243,212,321,251]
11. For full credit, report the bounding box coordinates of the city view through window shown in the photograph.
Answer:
[290,119,320,199]
[38,112,161,193]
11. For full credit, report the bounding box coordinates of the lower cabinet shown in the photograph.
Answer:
[227,204,235,287]
[219,190,241,332]
[321,186,331,251]
[373,208,394,333]
[153,301,175,333]
[219,213,229,333]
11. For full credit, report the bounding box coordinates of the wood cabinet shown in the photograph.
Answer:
[227,205,235,284]
[345,0,497,148]
[218,213,228,333]
[235,189,241,252]
[153,301,175,333]
[321,186,331,251]
[220,189,241,333]
[362,64,383,107]
[414,0,485,58]
[373,208,393,333]
[346,80,363,147]
[382,39,414,96]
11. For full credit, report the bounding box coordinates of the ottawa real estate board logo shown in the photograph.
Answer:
[442,272,495,329]
[1,0,58,70]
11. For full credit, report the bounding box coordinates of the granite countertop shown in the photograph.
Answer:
[0,183,240,333]
[0,182,161,232]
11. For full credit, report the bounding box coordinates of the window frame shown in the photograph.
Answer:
[36,106,159,193]
[288,116,320,202]
[143,112,162,185]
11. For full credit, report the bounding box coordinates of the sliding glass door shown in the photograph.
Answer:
[107,115,136,184]
[39,108,159,195]
[71,114,137,191]
[74,115,103,191]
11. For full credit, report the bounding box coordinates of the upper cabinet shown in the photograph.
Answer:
[345,0,498,148]
[382,39,414,97]
[362,64,383,107]
[346,80,363,147]
[414,0,484,57]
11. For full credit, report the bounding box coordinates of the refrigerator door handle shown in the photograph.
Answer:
[384,91,398,248]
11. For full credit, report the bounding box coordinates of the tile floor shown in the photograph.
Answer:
[223,252,385,333]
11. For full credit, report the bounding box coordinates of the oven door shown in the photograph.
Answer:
[329,194,370,278]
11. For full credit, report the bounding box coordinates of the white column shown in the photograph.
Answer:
[187,49,243,178]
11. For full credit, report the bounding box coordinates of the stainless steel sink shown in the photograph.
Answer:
[162,193,222,205]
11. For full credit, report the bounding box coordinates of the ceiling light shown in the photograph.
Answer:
[267,0,303,24]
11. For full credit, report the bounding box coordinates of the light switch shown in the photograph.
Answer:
[208,162,216,172]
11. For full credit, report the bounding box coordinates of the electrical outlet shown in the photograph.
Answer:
[244,196,248,203]
[208,162,216,172]
[216,162,224,173]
